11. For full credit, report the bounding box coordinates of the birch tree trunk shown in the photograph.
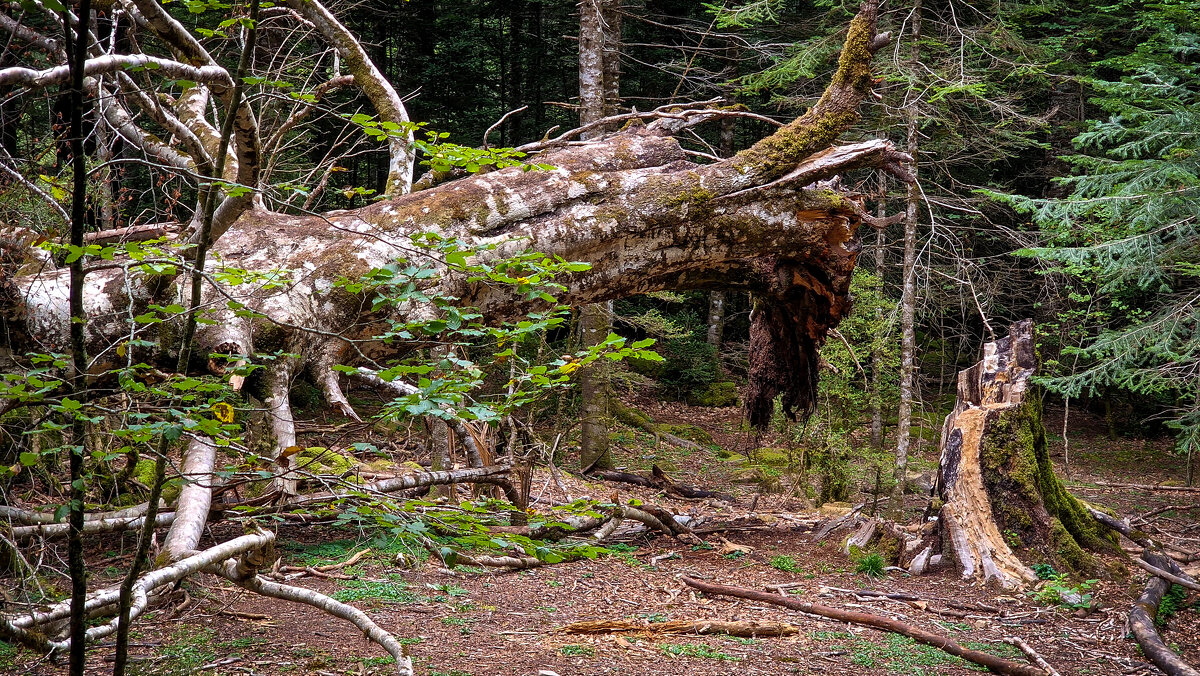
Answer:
[891,0,921,510]
[870,175,887,450]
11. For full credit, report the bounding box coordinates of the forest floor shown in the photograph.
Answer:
[5,397,1199,676]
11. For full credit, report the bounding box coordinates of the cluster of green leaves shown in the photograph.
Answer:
[1,236,260,483]
[1030,572,1098,609]
[328,495,639,568]
[344,116,554,175]
[333,233,659,426]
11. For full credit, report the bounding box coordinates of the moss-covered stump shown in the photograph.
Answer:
[935,319,1116,589]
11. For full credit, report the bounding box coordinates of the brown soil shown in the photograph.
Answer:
[5,403,1198,676]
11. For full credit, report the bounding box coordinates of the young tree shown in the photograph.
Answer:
[1003,0,1200,485]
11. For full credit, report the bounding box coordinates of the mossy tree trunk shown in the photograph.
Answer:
[5,1,909,484]
[934,319,1116,589]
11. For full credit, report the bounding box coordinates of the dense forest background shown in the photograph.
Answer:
[2,1,1199,674]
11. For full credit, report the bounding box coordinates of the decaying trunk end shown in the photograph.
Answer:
[934,319,1117,588]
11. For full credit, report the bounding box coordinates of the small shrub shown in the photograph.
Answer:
[856,553,886,579]
[1156,584,1188,628]
[1030,573,1097,609]
[1032,563,1058,580]
[560,644,595,657]
[769,555,801,572]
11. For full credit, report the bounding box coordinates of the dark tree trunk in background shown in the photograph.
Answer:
[577,0,623,472]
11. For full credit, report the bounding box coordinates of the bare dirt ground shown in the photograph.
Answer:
[5,402,1199,676]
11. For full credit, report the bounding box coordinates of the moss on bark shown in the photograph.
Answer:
[978,394,1118,575]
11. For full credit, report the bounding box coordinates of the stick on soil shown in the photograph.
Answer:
[680,576,1048,676]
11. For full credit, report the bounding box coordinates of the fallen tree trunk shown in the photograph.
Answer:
[5,3,907,477]
[680,576,1047,676]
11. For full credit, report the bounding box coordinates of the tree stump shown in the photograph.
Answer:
[934,319,1115,589]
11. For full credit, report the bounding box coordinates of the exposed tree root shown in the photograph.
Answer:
[680,576,1048,676]
[1064,502,1200,675]
[560,619,801,637]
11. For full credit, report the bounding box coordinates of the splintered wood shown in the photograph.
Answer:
[936,320,1039,589]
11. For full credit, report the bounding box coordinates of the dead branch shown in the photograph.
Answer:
[1133,556,1200,592]
[219,573,414,676]
[1093,481,1200,493]
[560,619,800,637]
[9,512,175,541]
[1004,637,1062,676]
[1128,550,1200,676]
[2,531,273,648]
[680,576,1047,676]
[0,500,164,526]
[282,0,414,195]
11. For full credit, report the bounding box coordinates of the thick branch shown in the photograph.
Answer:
[283,0,414,195]
[0,54,231,88]
[681,577,1046,676]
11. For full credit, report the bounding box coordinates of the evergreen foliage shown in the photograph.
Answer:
[1000,0,1200,447]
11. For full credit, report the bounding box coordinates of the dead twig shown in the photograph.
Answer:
[681,576,1047,676]
[559,619,800,637]
[1003,637,1062,676]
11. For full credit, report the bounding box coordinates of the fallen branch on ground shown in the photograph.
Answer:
[0,501,164,525]
[680,576,1047,676]
[1133,556,1200,592]
[8,511,176,541]
[1004,637,1062,676]
[587,465,735,502]
[1128,551,1200,676]
[560,619,800,637]
[280,548,372,574]
[219,573,414,676]
[1092,481,1200,494]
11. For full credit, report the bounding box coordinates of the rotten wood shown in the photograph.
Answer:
[680,576,1047,676]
